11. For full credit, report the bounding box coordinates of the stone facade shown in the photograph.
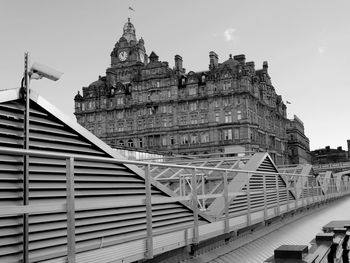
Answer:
[286,115,311,164]
[311,145,348,164]
[74,19,290,165]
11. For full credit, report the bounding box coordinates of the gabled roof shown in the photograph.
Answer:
[0,88,211,262]
[205,153,295,218]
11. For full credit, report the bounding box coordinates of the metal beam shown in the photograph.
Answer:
[144,163,154,259]
[66,157,76,263]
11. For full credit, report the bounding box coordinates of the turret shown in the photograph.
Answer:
[209,51,218,70]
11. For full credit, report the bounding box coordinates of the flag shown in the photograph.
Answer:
[286,101,291,104]
[129,6,135,11]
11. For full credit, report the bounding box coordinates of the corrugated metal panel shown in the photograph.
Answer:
[227,156,295,215]
[0,98,208,262]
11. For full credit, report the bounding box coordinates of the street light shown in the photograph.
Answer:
[21,52,63,263]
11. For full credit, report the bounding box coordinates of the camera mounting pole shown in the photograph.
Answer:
[23,52,30,263]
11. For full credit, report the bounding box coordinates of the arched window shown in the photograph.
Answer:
[118,140,124,146]
[127,139,134,147]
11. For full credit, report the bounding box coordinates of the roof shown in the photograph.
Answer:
[0,88,211,262]
[146,153,295,220]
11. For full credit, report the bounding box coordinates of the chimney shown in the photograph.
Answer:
[246,61,255,69]
[209,51,218,70]
[174,55,183,72]
[263,61,268,73]
[234,54,246,64]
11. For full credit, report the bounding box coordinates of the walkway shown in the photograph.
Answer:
[188,196,350,263]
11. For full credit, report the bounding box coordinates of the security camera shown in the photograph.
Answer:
[30,62,63,81]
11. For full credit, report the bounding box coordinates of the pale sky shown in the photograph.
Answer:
[1,0,349,151]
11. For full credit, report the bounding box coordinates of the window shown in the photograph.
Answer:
[180,115,187,125]
[107,124,113,133]
[127,139,134,147]
[223,129,232,140]
[138,120,143,129]
[117,122,124,132]
[162,136,167,146]
[118,140,124,146]
[116,111,124,119]
[215,112,220,122]
[225,111,232,123]
[88,114,95,122]
[223,97,229,106]
[168,117,173,127]
[234,128,240,140]
[97,126,102,136]
[179,103,187,111]
[189,86,197,96]
[215,100,220,108]
[200,113,207,124]
[237,110,242,120]
[190,102,197,111]
[108,111,114,120]
[127,120,133,130]
[161,105,167,113]
[117,97,124,105]
[223,81,231,91]
[190,115,198,125]
[162,118,167,127]
[170,136,175,145]
[190,134,198,144]
[201,132,209,143]
[181,135,188,144]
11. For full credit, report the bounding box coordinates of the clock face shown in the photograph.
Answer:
[140,53,145,63]
[119,51,128,61]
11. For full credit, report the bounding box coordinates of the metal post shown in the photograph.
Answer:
[144,163,153,258]
[223,170,229,234]
[294,176,298,211]
[246,172,251,226]
[66,157,76,263]
[311,178,315,204]
[275,174,280,216]
[306,176,310,206]
[179,175,183,196]
[301,176,304,207]
[263,173,267,220]
[202,174,205,209]
[191,168,199,244]
[23,52,30,263]
[286,174,290,212]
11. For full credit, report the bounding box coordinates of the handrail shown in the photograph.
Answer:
[0,146,315,178]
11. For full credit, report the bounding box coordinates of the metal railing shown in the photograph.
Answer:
[1,147,350,263]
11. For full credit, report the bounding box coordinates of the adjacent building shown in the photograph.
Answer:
[74,19,291,164]
[311,145,348,164]
[286,115,311,164]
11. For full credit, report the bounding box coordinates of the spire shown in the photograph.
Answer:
[122,18,136,42]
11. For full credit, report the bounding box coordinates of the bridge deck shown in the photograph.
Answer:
[187,196,350,263]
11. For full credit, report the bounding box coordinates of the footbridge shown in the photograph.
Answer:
[1,88,350,263]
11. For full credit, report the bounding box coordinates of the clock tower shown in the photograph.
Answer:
[110,18,147,66]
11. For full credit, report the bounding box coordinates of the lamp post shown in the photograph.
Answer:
[21,52,63,263]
